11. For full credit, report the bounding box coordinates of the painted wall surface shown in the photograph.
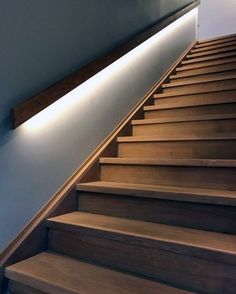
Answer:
[0,0,197,252]
[198,0,236,40]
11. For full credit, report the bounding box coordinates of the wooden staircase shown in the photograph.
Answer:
[4,33,236,293]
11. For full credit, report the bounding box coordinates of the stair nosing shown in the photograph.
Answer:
[77,181,236,206]
[99,158,236,167]
[181,52,236,65]
[170,65,236,79]
[6,252,178,294]
[186,45,236,59]
[144,100,236,111]
[46,211,236,265]
[152,87,236,99]
[191,41,236,53]
[131,114,236,125]
[117,135,236,142]
[176,58,236,71]
[162,75,236,88]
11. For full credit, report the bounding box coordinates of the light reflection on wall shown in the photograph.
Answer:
[23,8,198,131]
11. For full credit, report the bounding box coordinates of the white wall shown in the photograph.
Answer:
[0,9,197,253]
[198,0,236,40]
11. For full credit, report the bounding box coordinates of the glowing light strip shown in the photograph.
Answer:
[23,8,198,131]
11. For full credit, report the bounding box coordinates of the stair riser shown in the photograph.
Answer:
[100,164,236,190]
[147,104,236,120]
[196,36,236,48]
[187,46,236,59]
[182,53,236,65]
[77,191,236,233]
[132,119,236,137]
[118,140,236,159]
[48,229,236,294]
[8,281,43,294]
[154,91,236,106]
[173,62,236,79]
[170,70,236,83]
[162,80,236,95]
[192,42,236,53]
[177,57,236,71]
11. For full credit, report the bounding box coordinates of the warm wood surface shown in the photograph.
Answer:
[118,138,236,159]
[47,211,236,261]
[99,157,236,167]
[117,134,236,142]
[153,81,236,98]
[132,113,236,124]
[197,33,236,44]
[77,181,236,206]
[191,40,236,53]
[132,119,236,138]
[163,72,236,87]
[182,51,236,64]
[177,56,236,71]
[187,45,236,58]
[196,35,236,48]
[171,63,236,79]
[6,252,188,294]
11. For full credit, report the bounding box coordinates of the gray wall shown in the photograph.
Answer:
[198,0,236,40]
[0,0,197,252]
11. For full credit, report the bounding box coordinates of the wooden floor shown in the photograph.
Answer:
[4,33,236,293]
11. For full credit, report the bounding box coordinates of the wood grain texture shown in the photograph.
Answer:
[118,138,236,159]
[187,45,236,58]
[182,51,236,64]
[163,72,236,87]
[132,118,236,137]
[191,40,236,53]
[11,1,199,129]
[146,103,236,119]
[177,56,236,71]
[196,34,236,48]
[100,161,236,190]
[77,181,236,206]
[171,62,236,79]
[6,252,187,294]
[46,212,236,293]
[77,190,236,233]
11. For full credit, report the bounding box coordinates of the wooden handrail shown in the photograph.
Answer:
[12,0,199,128]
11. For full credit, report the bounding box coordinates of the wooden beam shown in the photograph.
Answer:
[12,0,199,128]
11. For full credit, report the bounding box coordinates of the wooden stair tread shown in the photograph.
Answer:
[187,45,236,58]
[47,212,236,262]
[131,113,236,125]
[153,86,236,99]
[145,100,236,110]
[176,57,236,71]
[117,134,236,142]
[99,158,236,168]
[163,72,236,88]
[5,252,184,294]
[77,181,236,206]
[170,63,236,79]
[191,41,236,53]
[182,52,236,65]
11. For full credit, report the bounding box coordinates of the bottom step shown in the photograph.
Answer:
[5,252,190,294]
